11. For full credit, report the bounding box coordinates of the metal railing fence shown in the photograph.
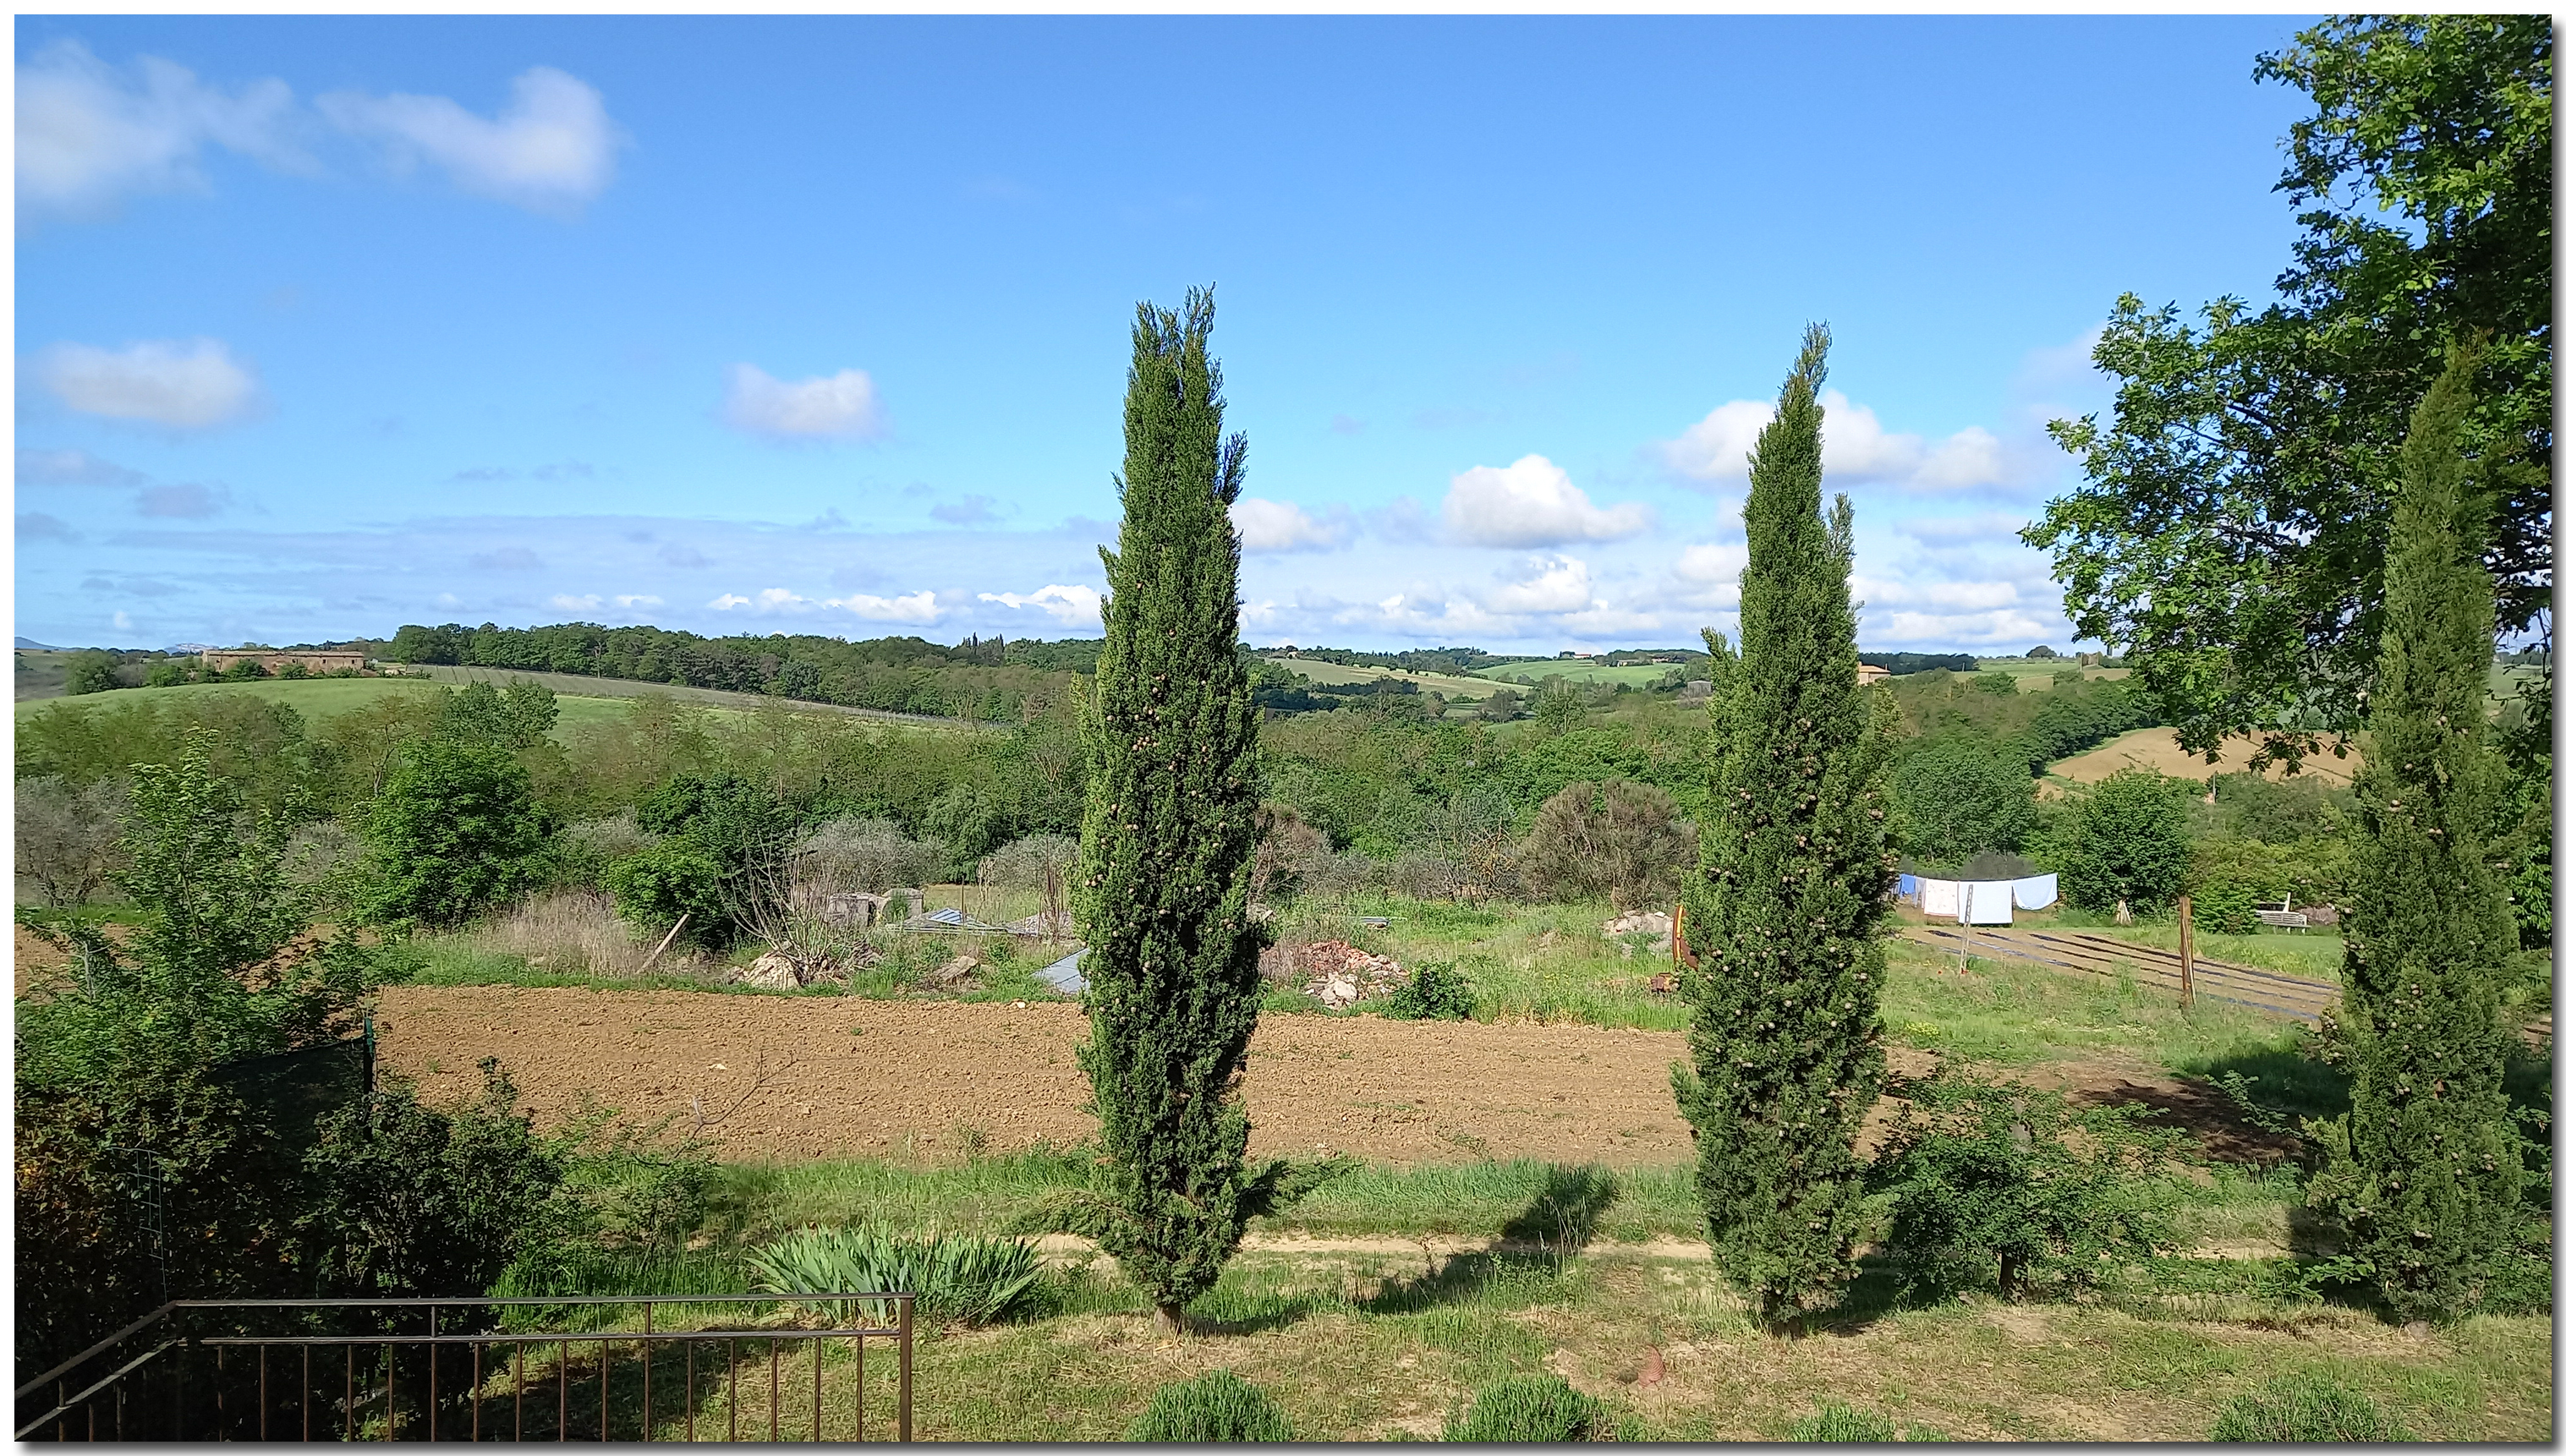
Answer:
[17,1294,912,1442]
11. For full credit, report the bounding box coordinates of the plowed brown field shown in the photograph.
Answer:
[376,985,1709,1166]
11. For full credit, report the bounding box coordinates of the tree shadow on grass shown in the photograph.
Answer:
[1358,1164,1620,1317]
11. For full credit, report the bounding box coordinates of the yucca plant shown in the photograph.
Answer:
[745,1226,1045,1327]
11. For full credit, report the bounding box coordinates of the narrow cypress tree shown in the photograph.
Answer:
[1066,288,1325,1332]
[2306,350,2530,1322]
[1673,325,1899,1322]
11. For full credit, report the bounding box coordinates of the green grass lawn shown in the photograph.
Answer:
[1260,657,1502,699]
[11,673,647,739]
[1472,660,1675,688]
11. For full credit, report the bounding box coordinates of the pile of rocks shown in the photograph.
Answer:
[1284,939,1406,1009]
[1602,910,1674,957]
[727,943,878,990]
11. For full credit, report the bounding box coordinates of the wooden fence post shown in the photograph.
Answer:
[2176,894,2196,1010]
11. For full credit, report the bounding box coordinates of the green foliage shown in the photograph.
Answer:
[634,772,799,945]
[602,843,726,944]
[2048,769,2192,915]
[299,1061,566,1298]
[745,1225,1047,1326]
[1867,1065,2187,1303]
[924,781,1013,879]
[2027,17,2550,762]
[1520,778,1693,908]
[1789,1404,1896,1441]
[358,739,551,927]
[1072,288,1284,1328]
[222,655,271,681]
[1126,1370,1296,1442]
[1672,326,1898,1322]
[2302,353,2536,1324]
[64,649,122,695]
[1383,960,1477,1021]
[2208,1372,2410,1442]
[436,679,561,748]
[1442,1373,1607,1442]
[1890,734,2037,873]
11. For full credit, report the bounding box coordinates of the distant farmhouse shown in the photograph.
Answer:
[200,649,369,675]
[1856,662,1891,687]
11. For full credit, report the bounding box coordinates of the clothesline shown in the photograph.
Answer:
[1896,873,2059,925]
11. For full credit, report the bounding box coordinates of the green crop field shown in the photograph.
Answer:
[1260,657,1500,698]
[1955,657,2134,692]
[1472,660,1677,688]
[19,675,644,740]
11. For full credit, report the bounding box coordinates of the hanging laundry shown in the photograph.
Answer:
[2011,873,2059,911]
[1962,881,2014,925]
[1897,873,1920,901]
[1920,879,1960,917]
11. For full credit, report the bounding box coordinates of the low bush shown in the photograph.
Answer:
[2207,1372,2409,1442]
[1384,960,1477,1021]
[746,1225,1046,1326]
[1442,1373,1607,1442]
[603,844,727,946]
[1126,1370,1295,1442]
[1787,1404,1951,1442]
[1867,1063,2189,1303]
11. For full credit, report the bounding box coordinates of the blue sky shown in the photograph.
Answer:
[16,15,2313,654]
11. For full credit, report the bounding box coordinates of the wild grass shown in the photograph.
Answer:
[467,889,726,979]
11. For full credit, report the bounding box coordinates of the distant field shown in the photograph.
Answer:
[1261,657,1497,698]
[1472,660,1675,688]
[2046,725,2363,786]
[403,664,979,728]
[14,675,450,726]
[1957,658,2132,692]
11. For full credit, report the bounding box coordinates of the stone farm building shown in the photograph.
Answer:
[1856,662,1890,687]
[200,649,370,675]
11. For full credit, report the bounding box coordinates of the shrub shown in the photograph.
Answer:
[978,833,1077,889]
[636,773,800,945]
[1867,1064,2188,1303]
[1442,1373,1607,1442]
[798,817,939,895]
[1891,734,2038,873]
[1127,1370,1295,1442]
[1522,778,1693,909]
[2208,1373,2408,1442]
[1247,802,1330,902]
[65,650,123,696]
[358,740,551,927]
[603,845,727,947]
[553,812,658,889]
[2048,768,2192,915]
[14,775,127,907]
[1383,960,1476,1021]
[746,1226,1046,1327]
[1790,1404,1895,1441]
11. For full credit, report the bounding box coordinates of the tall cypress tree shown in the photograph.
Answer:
[1065,288,1324,1332]
[1673,325,1898,1322]
[2306,350,2532,1322]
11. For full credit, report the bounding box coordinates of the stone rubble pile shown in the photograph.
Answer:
[1275,939,1407,1009]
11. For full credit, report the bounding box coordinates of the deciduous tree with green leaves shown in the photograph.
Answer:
[2026,16,2551,766]
[1672,324,1899,1322]
[2303,351,2537,1322]
[1059,289,1337,1332]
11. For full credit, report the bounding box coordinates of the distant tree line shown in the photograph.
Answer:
[384,621,1099,720]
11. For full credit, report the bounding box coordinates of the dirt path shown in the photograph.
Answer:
[376,986,1710,1167]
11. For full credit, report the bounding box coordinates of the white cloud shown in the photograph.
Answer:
[16,40,305,217]
[1441,455,1652,547]
[33,337,260,430]
[979,584,1102,627]
[1484,555,1597,615]
[1673,540,1748,587]
[1663,391,2015,492]
[549,593,603,611]
[112,610,134,632]
[721,363,886,441]
[18,446,146,486]
[319,66,620,215]
[615,594,661,608]
[828,589,941,623]
[1895,511,2029,546]
[1231,497,1350,552]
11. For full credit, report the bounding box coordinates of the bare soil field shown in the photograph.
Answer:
[2046,725,2362,786]
[374,986,2280,1169]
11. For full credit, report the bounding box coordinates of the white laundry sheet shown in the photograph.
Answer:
[1960,882,2014,924]
[2010,873,2059,911]
[1918,879,1960,917]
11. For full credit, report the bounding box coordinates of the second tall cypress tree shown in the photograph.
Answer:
[1674,325,1898,1322]
[2306,350,2535,1322]
[1068,288,1307,1333]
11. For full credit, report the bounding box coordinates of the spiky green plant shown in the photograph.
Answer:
[1672,324,1899,1322]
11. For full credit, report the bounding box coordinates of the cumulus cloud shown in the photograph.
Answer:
[137,482,229,518]
[319,66,621,215]
[615,594,661,609]
[721,364,886,441]
[19,512,80,543]
[18,446,147,486]
[1483,555,1598,615]
[32,337,260,430]
[1895,511,2030,546]
[979,584,1103,628]
[16,40,306,218]
[1673,539,1748,588]
[549,593,603,611]
[1663,391,2015,492]
[1231,497,1351,553]
[1440,455,1652,547]
[709,585,942,624]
